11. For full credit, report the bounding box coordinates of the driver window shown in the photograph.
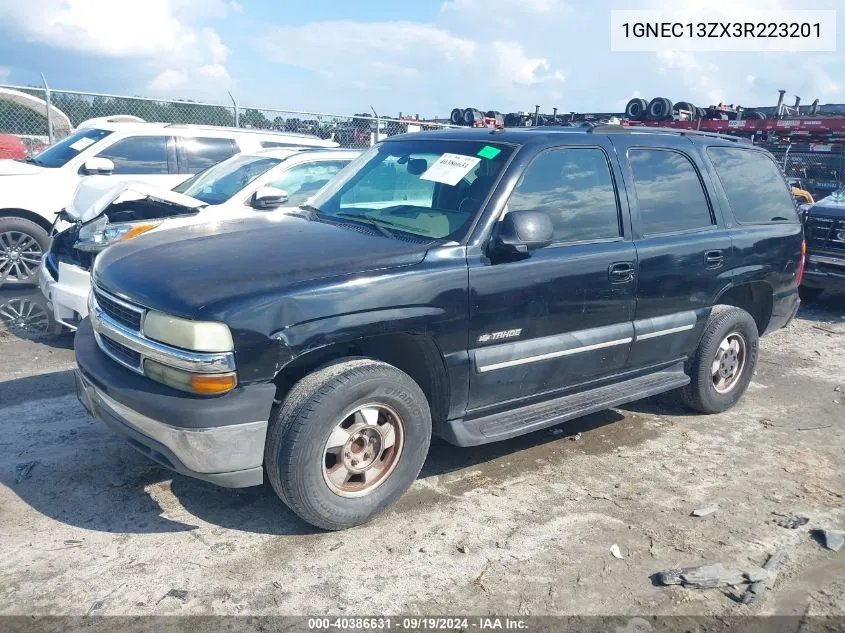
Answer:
[507,147,621,243]
[269,160,349,207]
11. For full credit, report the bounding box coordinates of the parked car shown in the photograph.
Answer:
[798,187,845,300]
[40,148,358,329]
[0,122,338,286]
[74,126,803,530]
[0,134,27,160]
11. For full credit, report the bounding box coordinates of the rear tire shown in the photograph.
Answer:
[798,286,823,301]
[680,306,759,414]
[265,358,432,530]
[0,217,49,287]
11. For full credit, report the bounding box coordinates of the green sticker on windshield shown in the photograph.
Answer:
[477,145,501,160]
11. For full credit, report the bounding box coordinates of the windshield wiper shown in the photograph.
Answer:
[335,212,397,238]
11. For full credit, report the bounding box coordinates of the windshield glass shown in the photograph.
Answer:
[819,187,845,204]
[173,154,282,205]
[30,128,112,168]
[308,138,514,240]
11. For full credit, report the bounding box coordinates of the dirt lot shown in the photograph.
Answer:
[1,289,843,618]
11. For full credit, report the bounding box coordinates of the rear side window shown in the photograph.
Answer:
[628,149,713,235]
[95,136,170,175]
[507,147,621,243]
[178,137,238,173]
[707,147,798,223]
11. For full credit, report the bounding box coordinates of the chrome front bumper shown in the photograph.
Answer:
[75,368,267,487]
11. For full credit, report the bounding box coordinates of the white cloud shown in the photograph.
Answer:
[229,0,243,13]
[0,0,232,96]
[491,41,564,86]
[259,12,565,113]
[656,51,724,105]
[263,21,477,74]
[441,0,560,13]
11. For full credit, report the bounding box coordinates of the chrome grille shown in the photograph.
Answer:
[94,287,144,332]
[99,334,142,370]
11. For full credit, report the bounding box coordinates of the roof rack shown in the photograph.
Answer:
[589,124,752,144]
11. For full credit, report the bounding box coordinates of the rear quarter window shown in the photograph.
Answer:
[707,147,798,223]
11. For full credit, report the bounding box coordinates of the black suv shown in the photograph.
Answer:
[799,188,845,300]
[74,127,804,530]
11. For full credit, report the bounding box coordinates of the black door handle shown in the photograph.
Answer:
[608,262,635,283]
[704,250,724,268]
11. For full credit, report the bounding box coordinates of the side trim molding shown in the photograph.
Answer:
[477,337,632,373]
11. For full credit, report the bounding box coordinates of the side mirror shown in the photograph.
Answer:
[251,186,289,210]
[490,210,554,256]
[82,157,114,176]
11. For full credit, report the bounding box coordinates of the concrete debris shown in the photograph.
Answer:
[569,432,582,441]
[329,541,344,552]
[656,563,768,589]
[741,550,787,605]
[813,529,845,552]
[772,513,810,529]
[14,460,38,484]
[691,504,719,517]
[610,544,623,559]
[157,589,188,604]
[457,544,469,554]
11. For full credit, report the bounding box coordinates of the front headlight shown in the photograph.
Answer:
[75,216,160,252]
[143,310,234,353]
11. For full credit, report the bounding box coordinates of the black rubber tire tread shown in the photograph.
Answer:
[265,358,431,531]
[625,98,648,120]
[0,216,50,286]
[680,305,759,414]
[798,286,823,301]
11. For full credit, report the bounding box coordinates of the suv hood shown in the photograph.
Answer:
[808,197,845,220]
[70,180,206,223]
[0,158,45,176]
[93,214,430,320]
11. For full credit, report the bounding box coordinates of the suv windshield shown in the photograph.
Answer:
[28,128,112,168]
[308,138,514,240]
[173,154,283,205]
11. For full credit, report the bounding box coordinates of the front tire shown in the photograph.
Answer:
[680,305,759,414]
[0,217,49,286]
[265,359,432,530]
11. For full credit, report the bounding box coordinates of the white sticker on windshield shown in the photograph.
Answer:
[69,137,96,152]
[420,153,481,186]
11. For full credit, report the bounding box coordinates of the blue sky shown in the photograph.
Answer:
[1,0,843,118]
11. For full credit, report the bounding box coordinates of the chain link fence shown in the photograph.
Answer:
[0,84,456,155]
[767,144,845,200]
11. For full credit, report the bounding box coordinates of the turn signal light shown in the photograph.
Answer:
[190,373,238,395]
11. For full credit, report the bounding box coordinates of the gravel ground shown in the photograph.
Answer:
[0,288,843,617]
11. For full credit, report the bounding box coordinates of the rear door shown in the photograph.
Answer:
[610,137,732,369]
[92,135,181,188]
[467,141,637,412]
[176,136,239,178]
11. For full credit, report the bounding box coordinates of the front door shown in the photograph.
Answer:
[467,143,637,412]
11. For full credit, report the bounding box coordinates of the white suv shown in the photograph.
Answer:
[0,122,338,286]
